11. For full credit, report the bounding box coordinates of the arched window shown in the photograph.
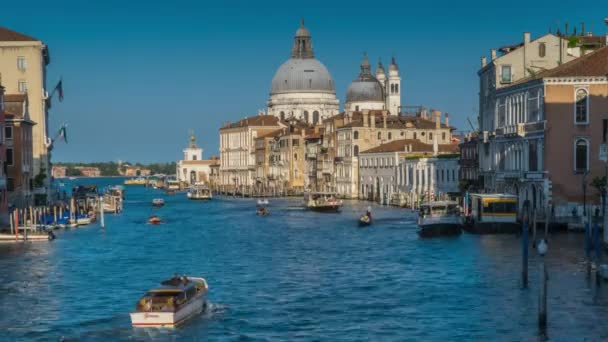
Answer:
[575,89,588,124]
[280,111,285,121]
[377,132,381,140]
[575,139,589,172]
[538,43,546,58]
[395,84,399,93]
[313,111,319,124]
[303,111,309,123]
[354,131,359,139]
[294,153,298,161]
[413,132,417,140]
[388,132,392,140]
[429,132,433,140]
[390,84,394,94]
[355,105,359,111]
[354,145,359,156]
[193,155,197,161]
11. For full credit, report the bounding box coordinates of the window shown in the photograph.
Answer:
[538,43,546,58]
[604,119,608,143]
[378,132,381,140]
[304,111,309,123]
[280,111,285,121]
[7,178,14,192]
[294,153,298,161]
[388,132,392,140]
[192,155,197,161]
[354,131,359,139]
[6,148,13,166]
[355,105,359,111]
[501,65,512,83]
[575,89,588,124]
[313,111,319,124]
[5,126,12,140]
[395,84,399,93]
[354,145,359,156]
[17,56,26,70]
[18,80,27,93]
[442,132,446,141]
[575,139,588,172]
[429,132,433,140]
[529,142,538,171]
[413,132,417,140]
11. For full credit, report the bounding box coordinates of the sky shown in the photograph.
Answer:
[1,0,606,163]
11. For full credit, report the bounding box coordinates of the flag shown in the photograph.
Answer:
[54,79,63,102]
[58,125,67,143]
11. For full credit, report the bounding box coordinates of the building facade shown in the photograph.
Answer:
[266,21,339,124]
[458,132,480,191]
[219,115,285,192]
[0,86,9,223]
[4,93,34,207]
[0,27,51,198]
[177,133,219,186]
[481,46,608,216]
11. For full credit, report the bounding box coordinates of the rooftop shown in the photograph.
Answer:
[0,26,39,42]
[221,115,283,130]
[361,139,459,154]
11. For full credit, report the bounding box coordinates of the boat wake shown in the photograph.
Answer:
[202,301,228,319]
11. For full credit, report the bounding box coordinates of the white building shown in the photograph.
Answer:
[400,156,460,206]
[359,139,458,204]
[266,21,340,124]
[177,133,219,186]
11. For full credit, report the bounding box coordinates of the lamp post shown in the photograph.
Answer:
[537,238,548,332]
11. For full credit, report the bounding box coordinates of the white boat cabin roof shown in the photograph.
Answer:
[469,193,517,199]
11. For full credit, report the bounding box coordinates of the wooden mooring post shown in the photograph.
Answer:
[522,201,530,288]
[99,196,105,229]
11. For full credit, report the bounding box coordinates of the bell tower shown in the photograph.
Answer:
[183,131,203,161]
[387,56,401,115]
[291,19,314,59]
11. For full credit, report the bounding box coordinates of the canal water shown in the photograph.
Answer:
[1,177,608,341]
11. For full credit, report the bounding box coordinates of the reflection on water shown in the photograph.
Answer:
[0,177,607,341]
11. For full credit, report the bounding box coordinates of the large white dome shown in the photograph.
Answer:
[270,58,335,95]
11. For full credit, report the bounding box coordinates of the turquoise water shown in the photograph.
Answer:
[1,177,608,341]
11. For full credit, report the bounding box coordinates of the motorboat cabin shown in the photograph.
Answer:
[463,193,519,234]
[417,201,462,237]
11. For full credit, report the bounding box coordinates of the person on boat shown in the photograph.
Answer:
[181,276,189,286]
[365,206,372,220]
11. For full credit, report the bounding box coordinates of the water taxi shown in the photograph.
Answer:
[417,201,462,237]
[152,198,165,207]
[124,177,147,186]
[130,276,209,328]
[462,193,520,234]
[304,192,343,212]
[187,185,212,200]
[166,179,180,191]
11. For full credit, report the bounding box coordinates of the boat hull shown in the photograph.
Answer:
[308,205,341,213]
[418,223,462,238]
[130,295,206,328]
[462,221,521,234]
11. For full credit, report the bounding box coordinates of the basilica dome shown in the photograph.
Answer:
[270,58,335,95]
[346,53,385,103]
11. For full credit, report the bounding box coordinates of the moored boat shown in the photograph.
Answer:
[124,177,147,186]
[304,192,343,212]
[462,194,520,234]
[187,185,212,200]
[152,198,165,207]
[417,201,462,238]
[130,276,209,328]
[148,215,162,225]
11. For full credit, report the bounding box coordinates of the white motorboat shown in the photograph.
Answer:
[187,185,212,200]
[417,201,462,237]
[130,276,209,328]
[152,198,165,207]
[304,192,343,212]
[257,198,269,206]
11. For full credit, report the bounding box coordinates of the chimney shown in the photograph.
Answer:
[445,112,449,128]
[432,110,441,130]
[524,32,531,44]
[481,56,487,68]
[491,49,497,60]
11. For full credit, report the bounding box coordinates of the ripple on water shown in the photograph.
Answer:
[1,178,608,341]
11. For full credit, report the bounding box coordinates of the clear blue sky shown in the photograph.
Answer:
[1,0,606,163]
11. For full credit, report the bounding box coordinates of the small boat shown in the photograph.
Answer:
[148,215,162,225]
[152,198,165,207]
[130,276,209,328]
[257,198,269,206]
[187,185,212,200]
[417,201,462,238]
[165,190,176,195]
[124,177,147,185]
[257,207,269,216]
[304,192,343,213]
[359,207,372,226]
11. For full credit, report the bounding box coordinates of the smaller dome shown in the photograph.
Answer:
[376,60,385,75]
[346,53,384,103]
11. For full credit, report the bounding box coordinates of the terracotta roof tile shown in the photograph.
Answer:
[0,26,38,42]
[221,115,282,130]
